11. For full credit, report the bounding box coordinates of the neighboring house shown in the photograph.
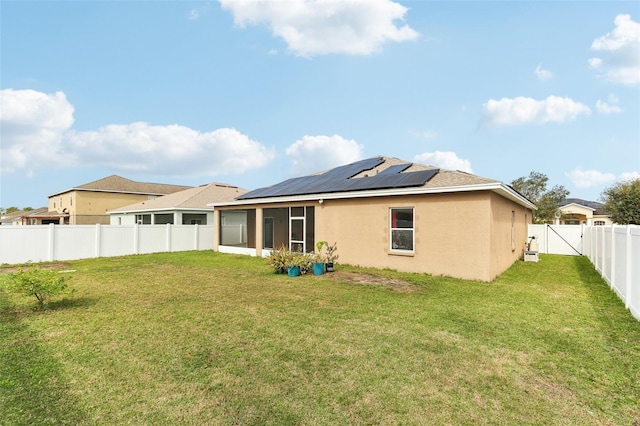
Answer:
[557,198,612,226]
[47,175,193,225]
[0,208,65,225]
[107,183,248,225]
[210,156,536,282]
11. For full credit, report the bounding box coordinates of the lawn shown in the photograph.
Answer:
[1,252,639,425]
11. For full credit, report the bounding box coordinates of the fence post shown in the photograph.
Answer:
[194,224,199,250]
[611,225,617,290]
[133,223,139,254]
[48,223,55,261]
[95,223,101,258]
[625,225,632,309]
[166,223,172,252]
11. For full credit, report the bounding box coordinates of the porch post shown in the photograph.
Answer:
[255,207,263,257]
[212,209,220,251]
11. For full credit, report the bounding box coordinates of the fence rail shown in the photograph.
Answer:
[529,224,639,321]
[0,224,213,265]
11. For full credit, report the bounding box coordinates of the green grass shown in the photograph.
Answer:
[1,252,639,425]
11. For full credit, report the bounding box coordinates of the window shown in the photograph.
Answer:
[594,220,606,226]
[70,194,73,206]
[390,208,414,252]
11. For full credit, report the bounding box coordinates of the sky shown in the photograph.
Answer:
[1,0,639,209]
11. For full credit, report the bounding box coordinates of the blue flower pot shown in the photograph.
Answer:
[312,262,325,275]
[287,266,300,277]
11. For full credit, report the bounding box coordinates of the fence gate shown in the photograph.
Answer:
[528,224,583,256]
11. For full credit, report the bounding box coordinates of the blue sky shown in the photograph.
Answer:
[1,0,639,209]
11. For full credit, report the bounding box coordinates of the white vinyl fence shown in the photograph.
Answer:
[528,224,640,321]
[0,224,214,265]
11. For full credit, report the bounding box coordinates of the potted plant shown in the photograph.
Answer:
[324,242,339,272]
[267,244,290,274]
[311,241,327,275]
[287,251,304,277]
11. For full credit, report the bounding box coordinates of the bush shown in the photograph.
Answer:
[0,266,72,309]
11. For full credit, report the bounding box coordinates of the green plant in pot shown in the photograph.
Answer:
[311,241,326,275]
[324,242,339,272]
[267,244,291,274]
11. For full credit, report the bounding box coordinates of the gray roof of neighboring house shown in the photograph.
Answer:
[560,198,608,215]
[108,183,248,214]
[219,156,534,210]
[49,175,193,197]
[1,208,67,223]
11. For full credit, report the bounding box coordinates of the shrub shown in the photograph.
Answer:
[0,266,72,309]
[267,245,293,274]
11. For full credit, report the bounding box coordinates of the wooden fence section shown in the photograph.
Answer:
[0,224,214,265]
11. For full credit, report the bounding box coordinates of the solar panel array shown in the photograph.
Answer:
[237,157,439,200]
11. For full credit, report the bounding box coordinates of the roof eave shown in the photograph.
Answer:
[209,183,537,210]
[107,207,213,215]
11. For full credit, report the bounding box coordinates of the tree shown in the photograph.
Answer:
[601,179,640,224]
[511,171,569,223]
[5,206,19,214]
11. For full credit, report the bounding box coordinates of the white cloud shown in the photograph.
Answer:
[482,96,591,126]
[0,89,75,175]
[219,0,419,57]
[285,134,363,175]
[535,63,553,81]
[0,89,274,177]
[589,14,640,85]
[619,171,640,182]
[595,94,622,114]
[66,123,274,176]
[566,168,616,188]
[413,151,473,173]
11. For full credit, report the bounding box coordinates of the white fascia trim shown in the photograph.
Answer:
[209,183,537,210]
[560,203,596,212]
[107,207,212,215]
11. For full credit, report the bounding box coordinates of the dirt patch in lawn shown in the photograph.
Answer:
[328,271,419,292]
[0,263,72,274]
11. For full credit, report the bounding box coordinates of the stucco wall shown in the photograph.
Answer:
[314,192,496,281]
[488,192,532,281]
[215,191,533,281]
[49,191,151,225]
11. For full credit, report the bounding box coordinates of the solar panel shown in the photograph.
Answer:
[236,157,439,200]
[377,163,411,175]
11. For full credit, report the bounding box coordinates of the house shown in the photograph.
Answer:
[47,175,193,225]
[0,208,67,225]
[557,198,611,226]
[107,183,248,225]
[210,156,536,282]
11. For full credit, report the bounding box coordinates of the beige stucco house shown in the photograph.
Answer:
[46,175,193,225]
[210,156,536,282]
[107,183,247,225]
[557,198,612,226]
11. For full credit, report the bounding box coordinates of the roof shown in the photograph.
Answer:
[559,198,607,215]
[1,208,68,223]
[213,156,535,210]
[49,175,193,197]
[108,183,248,214]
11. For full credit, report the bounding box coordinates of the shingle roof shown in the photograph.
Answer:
[560,198,608,215]
[50,175,193,197]
[239,156,499,200]
[108,183,248,213]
